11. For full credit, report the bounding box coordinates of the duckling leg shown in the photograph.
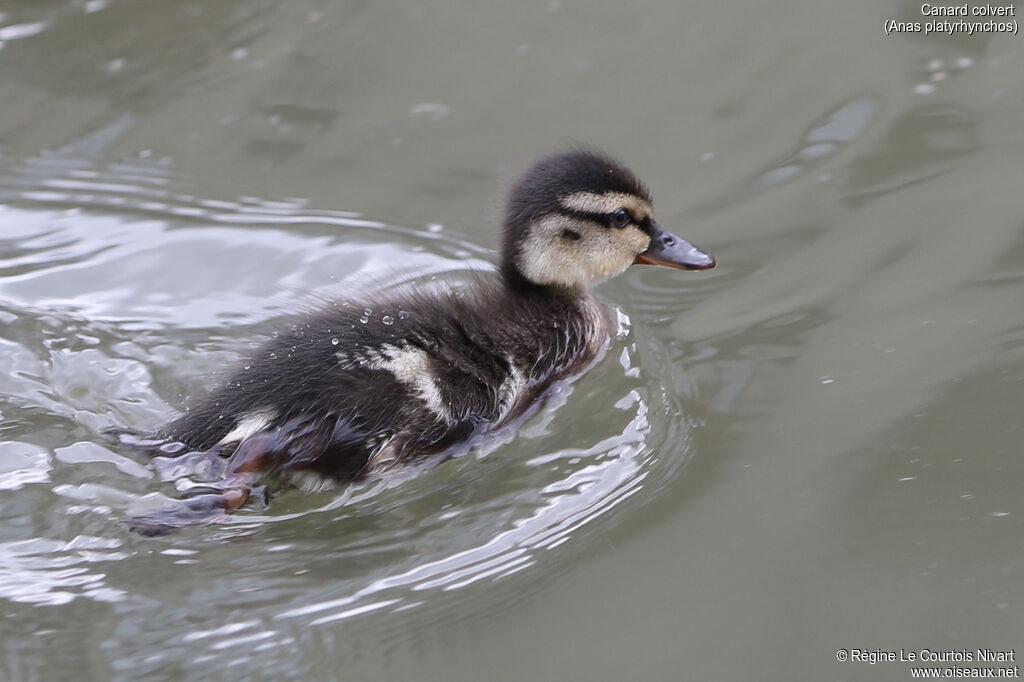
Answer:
[126,487,252,536]
[126,432,277,536]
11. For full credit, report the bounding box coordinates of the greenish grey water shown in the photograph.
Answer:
[1,1,1022,681]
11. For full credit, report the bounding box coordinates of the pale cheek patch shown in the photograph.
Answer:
[518,215,653,288]
[627,227,651,257]
[584,227,649,281]
[518,215,594,288]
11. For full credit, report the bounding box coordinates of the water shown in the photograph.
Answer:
[1,1,1022,681]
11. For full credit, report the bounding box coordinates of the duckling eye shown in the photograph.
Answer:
[611,208,631,228]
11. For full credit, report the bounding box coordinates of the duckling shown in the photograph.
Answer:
[125,150,715,534]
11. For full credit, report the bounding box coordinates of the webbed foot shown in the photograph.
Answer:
[127,487,250,536]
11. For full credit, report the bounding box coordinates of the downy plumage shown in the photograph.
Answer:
[123,150,715,534]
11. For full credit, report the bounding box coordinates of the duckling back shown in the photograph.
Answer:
[163,276,612,483]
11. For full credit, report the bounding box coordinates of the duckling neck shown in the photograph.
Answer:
[494,264,612,390]
[500,261,584,299]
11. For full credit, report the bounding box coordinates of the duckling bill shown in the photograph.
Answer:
[125,150,715,534]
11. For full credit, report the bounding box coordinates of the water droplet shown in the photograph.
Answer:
[243,363,252,370]
[331,337,339,345]
[359,314,369,324]
[269,352,277,359]
[382,315,394,326]
[398,310,410,320]
[820,376,834,384]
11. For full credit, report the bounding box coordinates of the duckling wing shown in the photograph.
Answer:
[161,281,601,479]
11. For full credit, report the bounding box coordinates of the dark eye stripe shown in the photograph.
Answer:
[555,208,635,228]
[553,208,652,232]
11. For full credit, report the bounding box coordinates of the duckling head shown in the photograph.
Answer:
[502,150,715,290]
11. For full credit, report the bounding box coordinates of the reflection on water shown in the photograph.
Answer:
[0,535,128,606]
[758,98,878,187]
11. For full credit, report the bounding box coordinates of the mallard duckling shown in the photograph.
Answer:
[126,150,714,534]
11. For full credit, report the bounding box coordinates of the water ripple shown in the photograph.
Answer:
[0,126,703,673]
[0,535,127,606]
